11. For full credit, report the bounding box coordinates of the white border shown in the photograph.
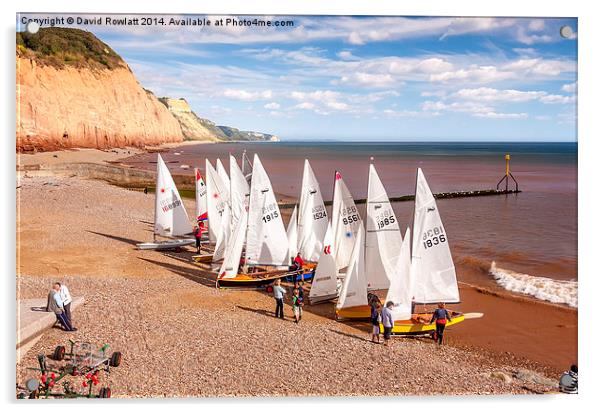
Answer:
[3,1,598,411]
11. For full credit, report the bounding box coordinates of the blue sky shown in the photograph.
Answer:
[19,14,578,141]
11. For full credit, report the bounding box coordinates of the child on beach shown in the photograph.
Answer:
[381,301,394,346]
[370,303,382,343]
[292,288,303,323]
[273,279,286,319]
[294,281,305,320]
[193,221,203,254]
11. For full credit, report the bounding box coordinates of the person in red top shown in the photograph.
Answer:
[293,253,304,271]
[193,221,203,253]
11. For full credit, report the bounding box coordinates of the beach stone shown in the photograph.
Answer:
[513,369,557,387]
[488,371,513,384]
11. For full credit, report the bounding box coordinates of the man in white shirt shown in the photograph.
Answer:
[56,282,74,325]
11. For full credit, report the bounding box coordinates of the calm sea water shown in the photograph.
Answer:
[126,142,577,293]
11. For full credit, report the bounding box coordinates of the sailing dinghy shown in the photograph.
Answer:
[298,160,329,262]
[308,222,339,304]
[216,154,311,287]
[365,162,403,291]
[136,154,195,250]
[331,171,363,273]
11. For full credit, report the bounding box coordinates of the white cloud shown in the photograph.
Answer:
[528,19,546,31]
[294,102,316,110]
[339,72,396,88]
[384,109,439,118]
[454,87,575,105]
[422,99,527,120]
[264,102,281,110]
[562,82,577,93]
[222,89,273,101]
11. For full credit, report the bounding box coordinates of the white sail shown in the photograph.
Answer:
[287,205,299,263]
[411,168,460,303]
[216,158,231,191]
[218,209,248,279]
[229,154,250,231]
[386,227,413,321]
[309,222,338,303]
[297,159,329,262]
[246,154,289,266]
[194,168,208,223]
[365,163,403,290]
[154,154,191,237]
[205,159,229,243]
[336,223,368,310]
[212,206,230,262]
[331,171,362,270]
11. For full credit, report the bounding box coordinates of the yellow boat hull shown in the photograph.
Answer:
[336,305,466,334]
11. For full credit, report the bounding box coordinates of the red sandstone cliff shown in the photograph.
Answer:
[16,29,183,152]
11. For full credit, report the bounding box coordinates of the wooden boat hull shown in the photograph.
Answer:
[136,239,195,250]
[217,271,292,288]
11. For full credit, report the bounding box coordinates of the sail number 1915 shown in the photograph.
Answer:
[422,226,446,249]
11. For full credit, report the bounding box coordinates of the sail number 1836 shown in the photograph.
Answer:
[422,226,446,249]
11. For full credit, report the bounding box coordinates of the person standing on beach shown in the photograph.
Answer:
[294,281,305,320]
[430,303,452,345]
[193,221,203,254]
[56,282,74,325]
[46,285,76,332]
[381,301,394,346]
[370,303,382,343]
[273,279,286,319]
[292,288,303,323]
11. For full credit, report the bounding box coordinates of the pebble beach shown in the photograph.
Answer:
[16,150,569,397]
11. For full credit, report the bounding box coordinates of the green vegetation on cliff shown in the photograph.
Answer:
[17,27,125,70]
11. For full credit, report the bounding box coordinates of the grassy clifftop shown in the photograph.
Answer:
[17,27,125,70]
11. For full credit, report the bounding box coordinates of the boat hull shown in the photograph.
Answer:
[381,314,466,335]
[136,239,195,250]
[336,306,466,334]
[192,254,214,263]
[217,271,291,288]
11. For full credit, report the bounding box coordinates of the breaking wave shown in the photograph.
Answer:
[489,262,577,308]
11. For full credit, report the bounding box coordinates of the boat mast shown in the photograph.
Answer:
[153,154,160,243]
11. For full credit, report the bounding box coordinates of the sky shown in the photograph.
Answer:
[18,14,578,141]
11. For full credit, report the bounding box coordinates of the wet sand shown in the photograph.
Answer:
[15,149,576,397]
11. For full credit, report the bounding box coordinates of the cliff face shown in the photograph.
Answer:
[158,98,226,142]
[16,28,183,152]
[160,97,279,143]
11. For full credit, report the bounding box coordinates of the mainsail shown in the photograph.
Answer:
[336,223,368,310]
[205,159,230,243]
[213,206,230,262]
[154,154,191,237]
[218,209,248,279]
[297,159,329,262]
[331,171,362,271]
[365,163,403,290]
[245,154,289,266]
[411,168,459,303]
[385,227,413,320]
[216,158,231,191]
[194,168,208,223]
[229,154,250,231]
[287,205,298,263]
[309,222,338,303]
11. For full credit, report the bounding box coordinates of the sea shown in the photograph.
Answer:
[125,141,578,308]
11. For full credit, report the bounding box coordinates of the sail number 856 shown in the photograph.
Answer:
[422,226,446,249]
